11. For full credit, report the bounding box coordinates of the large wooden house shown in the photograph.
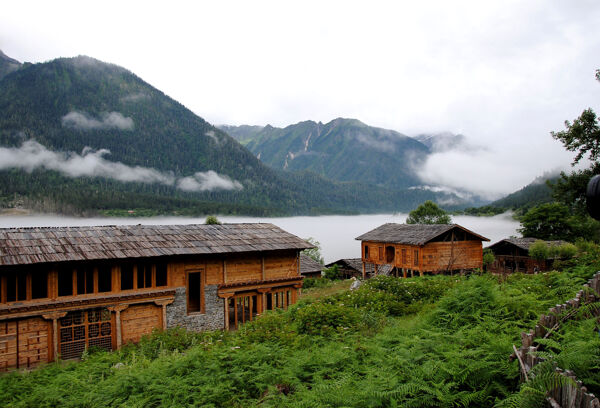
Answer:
[355,223,489,278]
[487,238,567,274]
[0,223,312,371]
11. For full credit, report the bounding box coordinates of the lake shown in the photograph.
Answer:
[0,213,520,263]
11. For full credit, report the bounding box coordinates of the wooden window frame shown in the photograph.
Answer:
[414,250,419,267]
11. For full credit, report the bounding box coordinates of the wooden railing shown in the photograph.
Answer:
[513,271,600,407]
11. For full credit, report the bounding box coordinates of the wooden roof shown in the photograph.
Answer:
[326,258,394,275]
[299,254,324,275]
[355,223,490,245]
[0,223,314,267]
[488,237,568,251]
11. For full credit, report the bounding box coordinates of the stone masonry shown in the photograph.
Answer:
[166,285,224,331]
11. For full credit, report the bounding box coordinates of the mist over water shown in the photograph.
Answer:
[0,213,519,263]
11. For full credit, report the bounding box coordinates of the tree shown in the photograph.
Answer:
[482,249,495,270]
[204,215,221,225]
[406,200,452,224]
[549,69,600,216]
[302,237,324,264]
[518,203,574,241]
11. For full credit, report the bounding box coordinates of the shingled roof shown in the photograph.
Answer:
[489,237,568,251]
[299,254,324,275]
[355,223,489,245]
[0,223,314,267]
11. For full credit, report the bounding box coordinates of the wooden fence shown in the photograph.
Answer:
[513,271,600,408]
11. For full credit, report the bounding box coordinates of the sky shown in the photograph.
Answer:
[1,0,600,199]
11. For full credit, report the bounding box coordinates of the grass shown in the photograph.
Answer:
[1,246,599,408]
[299,278,353,300]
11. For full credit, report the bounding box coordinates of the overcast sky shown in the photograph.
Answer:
[1,1,600,198]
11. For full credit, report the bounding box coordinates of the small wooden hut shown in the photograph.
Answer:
[355,223,490,278]
[487,238,567,274]
[325,258,393,279]
[299,254,324,278]
[0,223,312,371]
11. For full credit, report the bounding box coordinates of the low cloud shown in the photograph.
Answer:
[177,171,243,192]
[0,140,243,192]
[205,130,221,145]
[62,111,134,131]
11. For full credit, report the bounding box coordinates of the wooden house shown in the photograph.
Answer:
[355,223,490,278]
[487,238,567,274]
[0,223,312,371]
[299,254,324,279]
[325,258,393,279]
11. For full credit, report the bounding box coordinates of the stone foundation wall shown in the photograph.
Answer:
[166,286,224,331]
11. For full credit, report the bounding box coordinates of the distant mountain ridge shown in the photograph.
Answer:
[0,50,21,80]
[220,118,434,189]
[0,51,472,215]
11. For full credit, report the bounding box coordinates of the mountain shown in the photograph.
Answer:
[491,175,555,212]
[414,132,469,153]
[218,124,264,144]
[221,118,430,189]
[0,52,466,215]
[0,50,21,80]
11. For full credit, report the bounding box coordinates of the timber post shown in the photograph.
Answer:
[107,304,129,349]
[42,311,67,361]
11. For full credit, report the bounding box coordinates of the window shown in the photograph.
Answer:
[98,266,112,293]
[378,247,383,261]
[58,268,73,297]
[414,250,419,266]
[187,270,203,313]
[31,271,48,299]
[137,263,152,289]
[364,246,369,259]
[121,265,134,290]
[156,263,168,287]
[401,249,407,265]
[76,267,94,295]
[5,271,26,302]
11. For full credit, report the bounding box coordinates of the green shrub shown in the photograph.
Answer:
[302,277,333,289]
[294,301,360,335]
[322,264,340,280]
[556,242,577,259]
[529,240,550,261]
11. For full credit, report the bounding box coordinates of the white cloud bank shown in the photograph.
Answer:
[0,140,243,192]
[177,171,243,192]
[62,111,134,131]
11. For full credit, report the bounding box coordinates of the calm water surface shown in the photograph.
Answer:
[0,213,519,263]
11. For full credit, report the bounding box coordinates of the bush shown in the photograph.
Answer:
[556,242,578,259]
[529,240,550,261]
[294,302,360,336]
[303,277,336,289]
[322,264,339,280]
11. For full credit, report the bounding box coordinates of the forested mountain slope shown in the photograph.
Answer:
[221,118,430,189]
[0,53,466,215]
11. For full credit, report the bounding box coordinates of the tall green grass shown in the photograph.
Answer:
[1,248,598,408]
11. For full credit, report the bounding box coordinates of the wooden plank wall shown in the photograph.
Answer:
[121,304,162,344]
[422,241,483,272]
[0,318,49,371]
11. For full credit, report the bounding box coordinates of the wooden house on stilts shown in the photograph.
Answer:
[355,223,489,278]
[0,223,312,371]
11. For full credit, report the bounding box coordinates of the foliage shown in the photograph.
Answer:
[483,248,496,268]
[301,277,333,289]
[551,242,578,259]
[204,215,222,225]
[1,258,598,407]
[301,237,324,264]
[529,240,550,261]
[519,203,575,241]
[321,264,339,280]
[406,200,452,224]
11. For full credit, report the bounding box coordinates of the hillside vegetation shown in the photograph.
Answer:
[0,54,468,216]
[2,245,598,407]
